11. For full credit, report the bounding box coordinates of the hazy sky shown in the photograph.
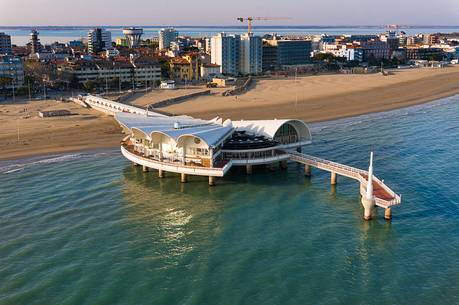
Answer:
[1,0,459,26]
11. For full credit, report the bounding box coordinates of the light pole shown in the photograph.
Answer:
[28,80,31,102]
[12,80,15,102]
[294,67,298,108]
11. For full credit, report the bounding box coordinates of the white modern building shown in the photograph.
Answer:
[73,94,401,220]
[159,28,178,50]
[240,33,263,75]
[211,33,241,75]
[88,28,112,54]
[114,111,312,184]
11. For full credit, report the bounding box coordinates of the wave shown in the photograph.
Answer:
[0,150,118,175]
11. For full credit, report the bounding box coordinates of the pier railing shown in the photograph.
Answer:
[288,151,401,208]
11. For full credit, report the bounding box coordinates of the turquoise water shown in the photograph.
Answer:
[1,97,459,305]
[4,26,459,45]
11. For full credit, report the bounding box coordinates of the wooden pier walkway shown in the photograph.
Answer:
[288,151,401,210]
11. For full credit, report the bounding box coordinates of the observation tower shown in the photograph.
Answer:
[122,28,143,48]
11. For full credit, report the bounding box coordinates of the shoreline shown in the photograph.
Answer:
[159,66,459,122]
[1,94,456,164]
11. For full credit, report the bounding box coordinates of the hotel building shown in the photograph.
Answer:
[88,28,112,54]
[159,28,179,50]
[0,33,12,55]
[58,57,161,85]
[0,55,25,88]
[211,33,241,75]
[240,34,263,75]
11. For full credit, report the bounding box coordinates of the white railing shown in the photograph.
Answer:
[122,145,233,177]
[288,151,401,207]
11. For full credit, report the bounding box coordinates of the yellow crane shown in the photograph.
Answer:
[237,17,290,34]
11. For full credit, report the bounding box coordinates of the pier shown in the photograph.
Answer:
[76,95,401,221]
[289,151,401,220]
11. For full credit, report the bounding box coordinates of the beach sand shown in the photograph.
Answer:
[0,100,122,161]
[161,66,459,122]
[1,66,459,161]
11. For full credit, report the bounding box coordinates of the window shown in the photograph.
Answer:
[274,124,299,144]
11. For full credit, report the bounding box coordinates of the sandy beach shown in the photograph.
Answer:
[1,66,459,161]
[161,66,459,122]
[0,101,122,161]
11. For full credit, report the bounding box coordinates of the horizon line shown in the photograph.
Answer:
[2,24,459,29]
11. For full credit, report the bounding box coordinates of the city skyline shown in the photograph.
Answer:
[1,0,459,26]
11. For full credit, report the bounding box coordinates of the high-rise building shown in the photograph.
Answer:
[211,33,241,75]
[239,34,262,75]
[159,28,178,50]
[0,33,12,55]
[87,28,112,54]
[262,44,278,71]
[30,30,41,54]
[0,55,24,88]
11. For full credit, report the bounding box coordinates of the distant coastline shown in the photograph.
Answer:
[1,25,459,30]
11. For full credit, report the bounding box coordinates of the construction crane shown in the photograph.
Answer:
[237,17,290,35]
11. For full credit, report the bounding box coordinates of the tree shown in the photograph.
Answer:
[313,53,337,63]
[0,77,13,92]
[83,80,96,92]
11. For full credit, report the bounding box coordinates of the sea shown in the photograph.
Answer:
[2,25,459,45]
[0,96,459,304]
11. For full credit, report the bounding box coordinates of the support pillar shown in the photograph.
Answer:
[158,169,165,178]
[384,208,392,221]
[304,165,312,177]
[208,176,215,186]
[331,172,337,185]
[142,165,149,172]
[361,196,375,221]
[246,164,253,175]
[280,160,288,170]
[181,173,187,183]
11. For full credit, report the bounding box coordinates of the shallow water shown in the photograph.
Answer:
[0,97,458,305]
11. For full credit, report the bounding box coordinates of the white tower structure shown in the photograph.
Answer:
[123,28,143,48]
[361,151,375,220]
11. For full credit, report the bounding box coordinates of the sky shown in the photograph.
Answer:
[1,0,459,26]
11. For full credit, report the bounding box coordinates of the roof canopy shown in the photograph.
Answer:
[232,119,312,142]
[115,112,233,148]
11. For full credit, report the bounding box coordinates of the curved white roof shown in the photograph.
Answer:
[232,119,312,141]
[115,112,233,148]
